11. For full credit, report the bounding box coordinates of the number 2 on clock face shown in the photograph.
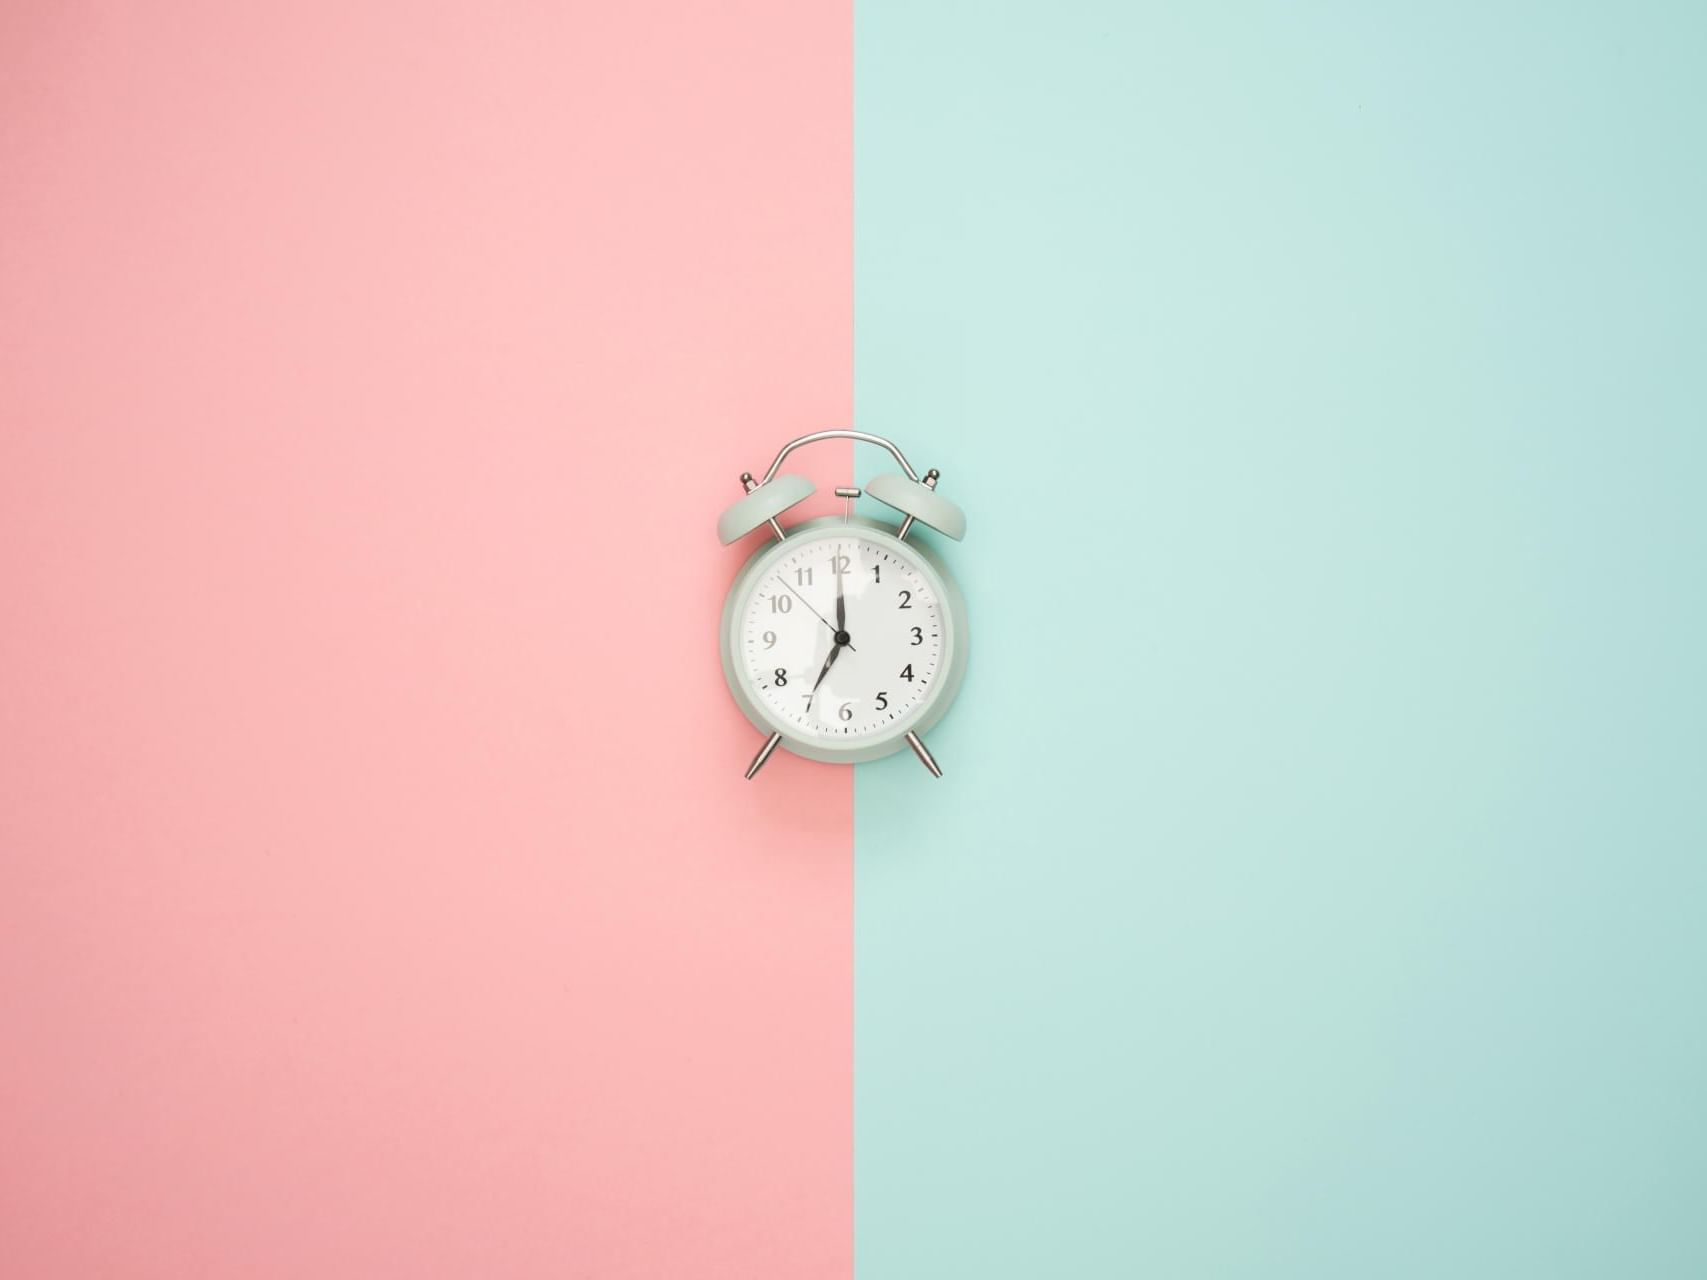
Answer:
[739,533,943,740]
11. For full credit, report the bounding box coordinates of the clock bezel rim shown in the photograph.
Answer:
[719,515,968,764]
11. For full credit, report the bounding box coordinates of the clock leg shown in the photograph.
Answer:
[744,731,783,780]
[904,731,944,778]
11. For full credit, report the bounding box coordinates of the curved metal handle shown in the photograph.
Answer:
[759,430,921,485]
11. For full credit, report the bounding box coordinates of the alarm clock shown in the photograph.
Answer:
[717,430,969,780]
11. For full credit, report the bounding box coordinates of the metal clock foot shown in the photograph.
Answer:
[904,731,943,778]
[744,731,783,780]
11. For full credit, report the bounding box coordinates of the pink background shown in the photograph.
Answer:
[1,2,852,1275]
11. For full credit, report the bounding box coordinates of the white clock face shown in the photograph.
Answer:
[737,530,945,742]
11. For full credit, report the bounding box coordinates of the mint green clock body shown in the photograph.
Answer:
[715,433,968,778]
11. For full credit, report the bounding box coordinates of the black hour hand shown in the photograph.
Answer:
[805,639,843,711]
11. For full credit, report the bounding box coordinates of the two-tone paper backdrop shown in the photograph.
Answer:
[3,3,1702,1276]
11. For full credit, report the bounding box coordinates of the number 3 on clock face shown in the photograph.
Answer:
[720,517,968,765]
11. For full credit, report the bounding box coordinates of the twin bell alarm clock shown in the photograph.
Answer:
[716,430,969,780]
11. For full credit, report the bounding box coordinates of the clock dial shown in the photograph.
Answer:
[739,531,944,741]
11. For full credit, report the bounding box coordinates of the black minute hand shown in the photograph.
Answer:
[782,580,855,652]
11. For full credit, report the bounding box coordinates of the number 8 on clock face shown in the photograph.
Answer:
[717,433,969,776]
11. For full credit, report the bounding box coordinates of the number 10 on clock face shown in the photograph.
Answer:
[722,520,966,763]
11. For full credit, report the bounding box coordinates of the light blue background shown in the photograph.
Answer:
[854,3,1706,1275]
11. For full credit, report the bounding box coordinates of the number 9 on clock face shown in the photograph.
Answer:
[719,517,968,764]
